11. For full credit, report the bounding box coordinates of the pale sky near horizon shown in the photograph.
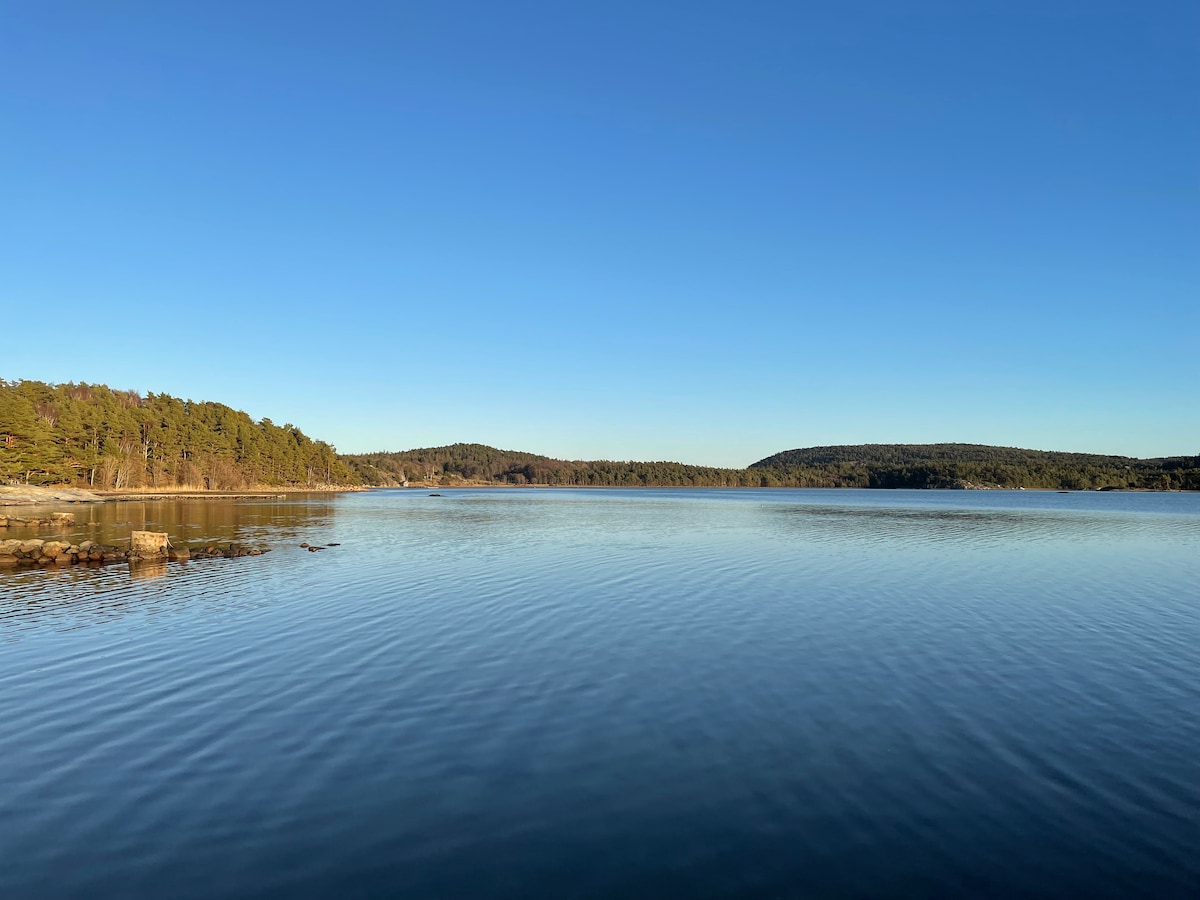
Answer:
[3,2,1197,466]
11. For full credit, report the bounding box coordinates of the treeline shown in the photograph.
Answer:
[1,379,355,489]
[344,443,772,487]
[344,442,1200,491]
[331,444,921,489]
[6,382,1197,492]
[752,443,1200,491]
[347,444,561,485]
[752,442,1155,469]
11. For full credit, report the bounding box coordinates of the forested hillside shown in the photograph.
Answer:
[751,443,1200,491]
[1,380,354,489]
[345,441,1200,490]
[343,444,780,487]
[752,443,1146,469]
[6,380,1196,492]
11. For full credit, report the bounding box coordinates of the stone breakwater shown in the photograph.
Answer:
[0,512,76,528]
[0,536,272,568]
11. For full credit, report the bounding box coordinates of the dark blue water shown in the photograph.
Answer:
[2,489,1198,898]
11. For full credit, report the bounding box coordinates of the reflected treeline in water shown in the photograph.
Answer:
[345,488,1200,561]
[0,535,298,633]
[762,500,1199,549]
[0,495,340,548]
[0,496,342,632]
[129,558,169,582]
[335,489,744,563]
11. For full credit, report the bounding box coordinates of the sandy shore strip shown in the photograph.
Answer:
[0,485,362,506]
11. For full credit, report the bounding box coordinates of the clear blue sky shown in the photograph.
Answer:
[3,1,1197,466]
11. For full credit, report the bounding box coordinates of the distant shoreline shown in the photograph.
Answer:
[389,483,1187,493]
[0,485,364,506]
[1,483,1190,507]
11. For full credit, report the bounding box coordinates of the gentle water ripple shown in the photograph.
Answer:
[1,489,1197,898]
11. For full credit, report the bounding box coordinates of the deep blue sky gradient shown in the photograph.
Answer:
[3,2,1197,465]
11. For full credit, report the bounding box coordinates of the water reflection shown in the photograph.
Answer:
[129,559,169,581]
[0,495,344,632]
[0,494,340,548]
[0,490,1197,898]
[763,501,1196,548]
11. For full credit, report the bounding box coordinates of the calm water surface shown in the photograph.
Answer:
[1,489,1197,898]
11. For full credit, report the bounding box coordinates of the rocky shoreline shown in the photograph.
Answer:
[0,486,105,506]
[0,512,78,528]
[0,485,362,506]
[0,535,272,568]
[0,486,340,572]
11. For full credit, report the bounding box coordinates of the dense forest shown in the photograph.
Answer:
[750,443,1200,491]
[5,379,1197,491]
[1,380,354,489]
[343,442,1200,491]
[344,444,773,487]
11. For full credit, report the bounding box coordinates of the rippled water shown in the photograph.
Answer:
[1,489,1197,898]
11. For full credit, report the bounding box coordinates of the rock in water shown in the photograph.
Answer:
[130,530,169,559]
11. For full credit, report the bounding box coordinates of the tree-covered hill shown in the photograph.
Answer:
[342,444,773,487]
[342,442,1200,491]
[750,443,1200,491]
[1,379,354,489]
[5,380,1196,492]
[751,443,1142,469]
[345,444,563,486]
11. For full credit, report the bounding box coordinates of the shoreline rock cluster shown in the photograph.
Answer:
[0,512,77,528]
[191,543,272,560]
[0,537,271,568]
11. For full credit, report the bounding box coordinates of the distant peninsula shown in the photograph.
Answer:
[344,442,1200,492]
[2,380,1197,492]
